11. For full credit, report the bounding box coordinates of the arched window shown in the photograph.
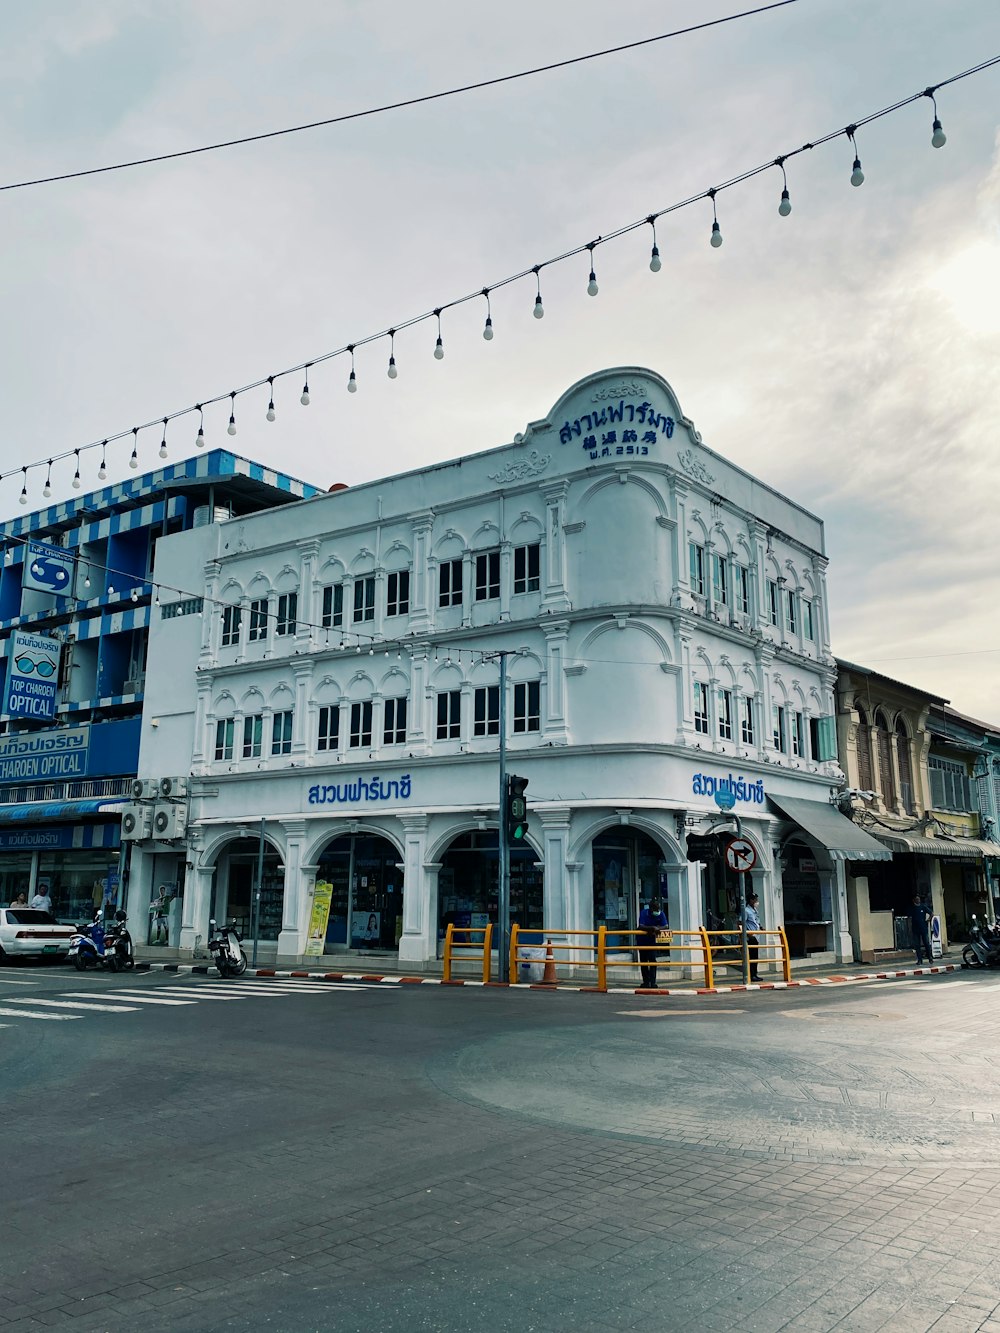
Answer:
[875,710,896,808]
[895,719,914,814]
[856,707,874,791]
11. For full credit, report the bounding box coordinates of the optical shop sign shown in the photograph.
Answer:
[3,631,61,720]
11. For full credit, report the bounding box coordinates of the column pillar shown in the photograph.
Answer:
[538,807,571,930]
[397,814,430,964]
[410,513,433,632]
[297,539,320,651]
[292,660,311,755]
[277,818,305,961]
[542,481,571,612]
[180,863,215,955]
[542,620,570,745]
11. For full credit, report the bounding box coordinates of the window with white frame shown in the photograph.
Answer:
[767,580,780,627]
[383,696,407,745]
[317,705,340,752]
[349,701,373,748]
[248,597,268,641]
[803,599,815,641]
[439,558,462,608]
[276,591,297,636]
[736,565,751,616]
[321,584,344,629]
[436,690,461,739]
[221,605,241,647]
[689,543,706,597]
[513,542,540,595]
[693,681,709,735]
[791,710,805,757]
[718,688,733,741]
[513,681,540,733]
[386,571,410,617]
[242,713,263,759]
[474,550,500,601]
[271,710,293,755]
[784,589,797,635]
[712,553,728,607]
[772,703,787,753]
[353,576,375,623]
[473,685,499,737]
[741,696,755,746]
[214,718,234,761]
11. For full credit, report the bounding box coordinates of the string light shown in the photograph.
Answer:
[533,266,545,318]
[300,368,311,406]
[433,310,445,360]
[195,406,205,448]
[227,392,237,436]
[347,345,358,392]
[708,188,723,247]
[925,88,947,147]
[266,376,276,421]
[847,126,864,186]
[72,450,81,489]
[159,418,168,459]
[18,469,27,505]
[586,242,599,296]
[387,330,398,378]
[129,428,139,469]
[776,157,792,216]
[42,461,52,498]
[647,217,661,272]
[98,441,108,481]
[482,290,494,340]
[131,587,139,603]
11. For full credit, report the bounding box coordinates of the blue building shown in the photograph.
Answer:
[0,451,318,923]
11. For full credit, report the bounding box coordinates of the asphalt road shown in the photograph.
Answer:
[2,962,1000,1333]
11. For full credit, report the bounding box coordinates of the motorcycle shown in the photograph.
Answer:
[103,910,135,973]
[208,919,247,978]
[961,915,1000,969]
[67,909,112,972]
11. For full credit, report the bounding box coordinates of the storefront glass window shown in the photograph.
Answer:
[316,834,403,951]
[37,852,121,924]
[437,831,541,942]
[222,848,284,940]
[0,855,32,907]
[592,829,665,946]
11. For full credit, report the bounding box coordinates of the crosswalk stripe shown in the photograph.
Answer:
[62,991,197,1007]
[0,1005,80,1021]
[12,998,141,1013]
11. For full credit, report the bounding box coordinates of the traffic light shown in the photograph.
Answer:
[506,774,529,843]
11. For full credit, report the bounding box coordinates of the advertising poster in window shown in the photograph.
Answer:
[304,880,334,956]
[4,630,61,720]
[351,910,380,947]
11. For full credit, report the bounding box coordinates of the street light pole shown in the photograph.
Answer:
[252,815,265,968]
[498,652,509,982]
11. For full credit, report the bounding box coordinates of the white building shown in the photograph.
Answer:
[129,366,888,968]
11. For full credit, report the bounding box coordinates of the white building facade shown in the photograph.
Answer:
[129,367,888,968]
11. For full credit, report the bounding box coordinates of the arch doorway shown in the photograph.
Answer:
[212,837,284,942]
[317,833,403,953]
[437,831,542,948]
[592,827,668,939]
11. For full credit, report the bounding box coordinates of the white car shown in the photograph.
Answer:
[0,908,77,961]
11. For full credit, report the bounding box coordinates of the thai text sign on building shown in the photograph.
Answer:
[0,724,89,781]
[3,631,62,720]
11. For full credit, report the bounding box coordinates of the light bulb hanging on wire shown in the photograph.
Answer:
[776,156,792,216]
[159,418,168,459]
[586,242,599,296]
[227,391,237,436]
[532,265,545,318]
[266,376,276,421]
[387,330,398,378]
[42,460,52,498]
[347,345,358,392]
[708,189,723,247]
[925,87,947,147]
[301,367,311,406]
[19,467,27,505]
[195,405,205,448]
[72,450,81,489]
[129,427,139,469]
[647,217,661,272]
[433,309,445,360]
[482,289,494,341]
[98,441,108,481]
[847,126,865,186]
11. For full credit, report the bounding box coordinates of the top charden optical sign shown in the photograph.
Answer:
[3,630,61,720]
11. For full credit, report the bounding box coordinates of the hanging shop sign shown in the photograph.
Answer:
[0,724,90,782]
[307,774,412,807]
[3,630,62,720]
[22,540,74,595]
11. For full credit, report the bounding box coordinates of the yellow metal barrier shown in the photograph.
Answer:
[443,921,493,984]
[509,924,713,989]
[509,925,601,985]
[704,927,790,983]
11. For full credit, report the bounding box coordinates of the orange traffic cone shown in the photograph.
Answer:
[542,939,558,985]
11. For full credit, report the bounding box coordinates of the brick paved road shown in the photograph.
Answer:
[2,967,1000,1332]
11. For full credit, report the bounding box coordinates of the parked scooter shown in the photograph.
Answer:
[961,915,1000,969]
[103,910,135,973]
[208,919,247,978]
[68,909,112,972]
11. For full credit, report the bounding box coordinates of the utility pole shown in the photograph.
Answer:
[252,815,265,968]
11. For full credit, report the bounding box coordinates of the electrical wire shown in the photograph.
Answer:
[0,3,798,193]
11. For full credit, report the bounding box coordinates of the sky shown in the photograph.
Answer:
[1,1,998,717]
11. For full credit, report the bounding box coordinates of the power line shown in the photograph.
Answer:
[3,53,998,506]
[0,2,798,194]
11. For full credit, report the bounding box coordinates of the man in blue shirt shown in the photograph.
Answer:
[909,894,932,966]
[744,892,761,982]
[637,898,668,988]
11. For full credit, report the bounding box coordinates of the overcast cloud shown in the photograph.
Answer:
[1,1,998,717]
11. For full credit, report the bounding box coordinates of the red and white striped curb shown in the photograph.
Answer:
[142,961,957,993]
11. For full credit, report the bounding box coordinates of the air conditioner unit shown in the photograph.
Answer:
[152,803,187,840]
[130,778,159,800]
[158,776,189,799]
[121,804,153,840]
[123,679,144,695]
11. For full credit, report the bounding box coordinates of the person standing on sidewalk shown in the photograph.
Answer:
[637,898,668,988]
[910,894,933,966]
[745,892,761,982]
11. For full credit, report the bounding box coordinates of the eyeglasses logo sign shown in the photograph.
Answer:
[13,655,56,677]
[4,631,61,720]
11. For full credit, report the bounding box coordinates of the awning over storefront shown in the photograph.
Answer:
[0,798,126,825]
[869,832,1000,860]
[768,795,893,862]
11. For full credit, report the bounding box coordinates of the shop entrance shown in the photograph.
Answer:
[437,831,542,948]
[781,841,831,957]
[694,833,743,931]
[316,833,403,952]
[215,839,284,941]
[592,828,667,943]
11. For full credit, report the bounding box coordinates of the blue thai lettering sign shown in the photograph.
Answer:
[308,774,412,806]
[0,724,90,782]
[22,540,74,595]
[559,398,674,462]
[0,826,74,850]
[4,631,61,720]
[692,772,765,805]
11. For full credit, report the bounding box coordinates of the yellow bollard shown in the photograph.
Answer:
[699,925,714,989]
[443,922,455,983]
[482,923,493,984]
[509,922,520,984]
[596,924,607,991]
